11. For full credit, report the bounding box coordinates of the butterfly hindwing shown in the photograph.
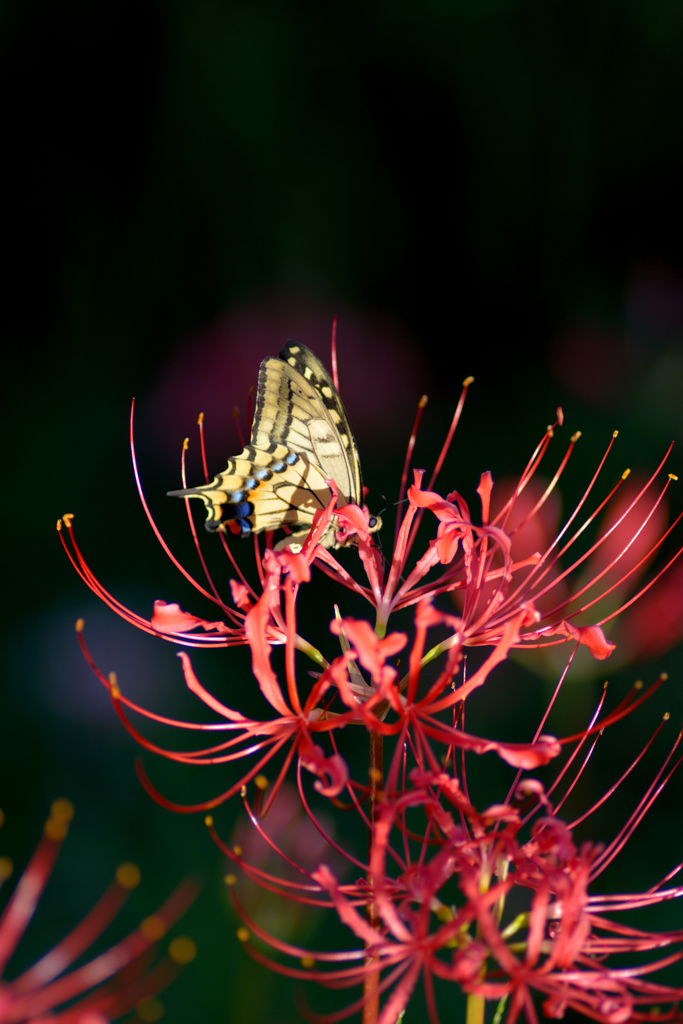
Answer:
[168,341,369,548]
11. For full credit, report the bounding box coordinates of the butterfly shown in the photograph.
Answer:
[169,341,381,551]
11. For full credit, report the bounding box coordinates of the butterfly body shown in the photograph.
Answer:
[169,341,380,550]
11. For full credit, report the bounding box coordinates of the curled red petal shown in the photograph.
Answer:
[275,550,311,583]
[477,470,494,525]
[298,736,349,797]
[407,485,463,522]
[177,651,249,723]
[597,997,634,1024]
[150,601,230,634]
[549,620,616,660]
[244,588,291,717]
[335,502,371,535]
[229,580,253,611]
[452,943,489,984]
[494,735,561,769]
[436,528,463,565]
[330,617,407,678]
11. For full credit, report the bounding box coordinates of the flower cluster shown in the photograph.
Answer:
[0,800,197,1024]
[59,367,683,1024]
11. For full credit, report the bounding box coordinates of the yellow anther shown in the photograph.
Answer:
[136,997,164,1022]
[116,862,141,889]
[204,815,213,828]
[233,845,243,857]
[51,798,75,823]
[571,430,581,442]
[62,513,74,528]
[662,672,669,682]
[418,394,428,408]
[236,927,250,943]
[140,914,167,941]
[75,618,85,632]
[254,774,269,791]
[197,412,204,425]
[368,768,383,783]
[182,437,188,450]
[300,956,316,969]
[613,429,619,437]
[622,468,631,480]
[44,818,69,841]
[634,680,643,690]
[224,874,237,886]
[169,936,197,964]
[663,712,670,721]
[108,672,121,698]
[435,905,454,923]
[669,473,679,481]
[463,376,474,386]
[0,857,14,881]
[240,785,247,798]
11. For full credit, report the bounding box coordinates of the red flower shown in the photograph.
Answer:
[219,675,683,1024]
[319,406,682,675]
[0,800,197,1024]
[73,540,564,814]
[61,341,683,1024]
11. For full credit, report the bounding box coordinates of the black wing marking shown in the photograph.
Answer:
[278,341,362,502]
[168,341,363,545]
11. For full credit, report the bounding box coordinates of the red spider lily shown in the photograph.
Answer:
[61,338,683,1024]
[217,670,683,1024]
[60,366,681,685]
[318,408,683,672]
[488,472,683,677]
[0,799,197,1024]
[56,400,336,659]
[74,547,560,816]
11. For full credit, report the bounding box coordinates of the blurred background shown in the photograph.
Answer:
[2,2,683,1021]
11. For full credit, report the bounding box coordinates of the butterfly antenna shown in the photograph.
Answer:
[330,316,339,392]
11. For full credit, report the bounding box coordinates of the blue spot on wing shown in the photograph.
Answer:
[232,501,253,518]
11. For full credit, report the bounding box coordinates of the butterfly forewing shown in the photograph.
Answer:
[279,342,362,503]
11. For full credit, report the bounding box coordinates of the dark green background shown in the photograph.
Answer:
[2,3,683,1021]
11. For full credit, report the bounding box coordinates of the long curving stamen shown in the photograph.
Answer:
[394,394,428,551]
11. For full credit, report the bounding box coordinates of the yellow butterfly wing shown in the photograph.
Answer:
[169,341,370,549]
